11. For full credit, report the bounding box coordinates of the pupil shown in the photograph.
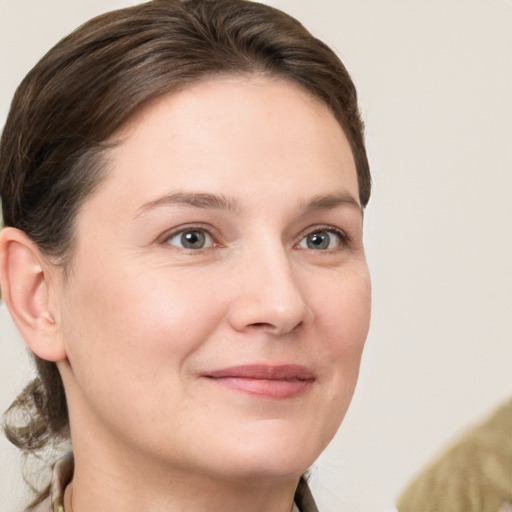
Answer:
[308,232,329,250]
[182,231,205,248]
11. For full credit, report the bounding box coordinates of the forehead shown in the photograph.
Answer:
[81,76,359,221]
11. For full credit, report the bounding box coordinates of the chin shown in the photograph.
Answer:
[208,423,330,483]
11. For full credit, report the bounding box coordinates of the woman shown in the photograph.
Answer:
[0,1,371,511]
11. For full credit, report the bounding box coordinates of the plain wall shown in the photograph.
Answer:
[1,1,511,511]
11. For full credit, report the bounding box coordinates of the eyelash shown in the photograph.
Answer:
[160,224,350,252]
[295,225,350,252]
[161,224,219,251]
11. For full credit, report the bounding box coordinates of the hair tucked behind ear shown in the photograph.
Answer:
[1,0,370,506]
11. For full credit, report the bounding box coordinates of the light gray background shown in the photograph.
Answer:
[1,1,511,511]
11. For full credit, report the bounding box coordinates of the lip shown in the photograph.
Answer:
[204,364,315,400]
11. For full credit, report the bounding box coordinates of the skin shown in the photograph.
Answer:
[1,76,371,512]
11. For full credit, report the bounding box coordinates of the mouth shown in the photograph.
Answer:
[203,364,315,400]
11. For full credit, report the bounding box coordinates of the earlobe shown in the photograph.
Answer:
[0,227,67,362]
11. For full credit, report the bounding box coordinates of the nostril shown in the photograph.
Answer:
[247,320,304,335]
[247,322,276,332]
[291,320,304,333]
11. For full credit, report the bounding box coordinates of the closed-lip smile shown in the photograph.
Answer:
[204,364,315,400]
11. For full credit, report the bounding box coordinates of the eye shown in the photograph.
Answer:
[298,229,344,251]
[165,229,214,250]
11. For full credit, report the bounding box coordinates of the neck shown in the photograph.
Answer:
[66,450,300,512]
[67,416,300,512]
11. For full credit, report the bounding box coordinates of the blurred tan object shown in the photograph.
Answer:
[397,398,512,512]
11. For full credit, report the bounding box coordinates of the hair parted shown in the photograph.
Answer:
[0,0,370,506]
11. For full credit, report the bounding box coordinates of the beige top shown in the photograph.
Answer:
[33,452,318,512]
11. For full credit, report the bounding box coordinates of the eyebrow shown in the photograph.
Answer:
[299,192,362,215]
[134,190,361,219]
[134,192,241,218]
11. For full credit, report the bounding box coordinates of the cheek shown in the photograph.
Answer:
[304,267,371,453]
[319,264,371,356]
[61,262,227,387]
[313,264,371,412]
[59,263,232,440]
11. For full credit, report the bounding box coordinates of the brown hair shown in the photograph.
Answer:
[0,0,370,505]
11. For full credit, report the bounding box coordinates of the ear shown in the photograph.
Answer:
[0,227,67,362]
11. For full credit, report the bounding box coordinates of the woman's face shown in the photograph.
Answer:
[56,76,371,483]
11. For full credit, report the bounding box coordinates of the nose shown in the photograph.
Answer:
[227,243,313,336]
